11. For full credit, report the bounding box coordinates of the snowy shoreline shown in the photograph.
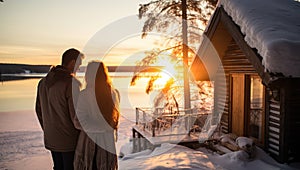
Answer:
[0,109,134,170]
[1,110,300,170]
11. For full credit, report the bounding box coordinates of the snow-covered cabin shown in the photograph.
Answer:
[191,0,300,163]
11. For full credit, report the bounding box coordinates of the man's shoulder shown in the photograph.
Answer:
[37,77,46,87]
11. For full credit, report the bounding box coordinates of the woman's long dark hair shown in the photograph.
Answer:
[86,61,119,129]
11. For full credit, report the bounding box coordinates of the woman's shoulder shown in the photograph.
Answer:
[110,87,118,94]
[111,87,120,102]
[111,87,118,93]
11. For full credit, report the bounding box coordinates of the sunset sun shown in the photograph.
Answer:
[154,57,178,88]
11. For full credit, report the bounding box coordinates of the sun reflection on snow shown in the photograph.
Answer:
[141,147,217,169]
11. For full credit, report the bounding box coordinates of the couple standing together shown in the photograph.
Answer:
[35,48,120,170]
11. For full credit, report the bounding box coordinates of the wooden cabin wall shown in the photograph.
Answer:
[209,6,299,163]
[285,81,300,162]
[266,79,300,163]
[215,39,256,134]
[217,40,300,163]
[282,80,300,162]
[215,69,230,133]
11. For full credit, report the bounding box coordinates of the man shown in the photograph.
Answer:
[36,48,84,170]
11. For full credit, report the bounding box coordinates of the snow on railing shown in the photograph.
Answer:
[135,107,209,137]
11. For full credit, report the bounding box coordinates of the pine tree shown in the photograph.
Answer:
[132,0,218,133]
[131,0,217,95]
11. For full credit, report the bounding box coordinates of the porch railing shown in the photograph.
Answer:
[135,107,209,137]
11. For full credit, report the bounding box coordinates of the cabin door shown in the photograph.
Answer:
[231,74,245,136]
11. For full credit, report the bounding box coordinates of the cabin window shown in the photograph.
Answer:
[230,74,265,145]
[248,75,265,144]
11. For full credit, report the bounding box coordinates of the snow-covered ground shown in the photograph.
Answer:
[1,110,300,170]
[0,109,134,170]
[0,110,52,169]
[120,143,300,170]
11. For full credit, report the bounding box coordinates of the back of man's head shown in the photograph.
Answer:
[61,48,81,66]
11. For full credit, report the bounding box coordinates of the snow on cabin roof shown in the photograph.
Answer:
[219,0,300,77]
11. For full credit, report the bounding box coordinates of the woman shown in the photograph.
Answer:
[74,61,120,170]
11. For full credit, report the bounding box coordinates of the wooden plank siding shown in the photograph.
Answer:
[219,7,271,85]
[215,39,256,135]
[266,79,300,163]
[281,79,300,162]
[221,41,256,73]
[214,70,230,133]
[266,98,282,160]
[214,75,229,135]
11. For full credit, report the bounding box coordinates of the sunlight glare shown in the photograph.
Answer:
[155,72,173,88]
[154,57,178,88]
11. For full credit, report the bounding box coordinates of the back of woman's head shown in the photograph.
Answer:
[86,61,118,129]
[95,62,111,86]
[85,61,111,86]
[85,61,98,87]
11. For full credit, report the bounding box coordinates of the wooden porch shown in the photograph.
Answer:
[132,107,209,152]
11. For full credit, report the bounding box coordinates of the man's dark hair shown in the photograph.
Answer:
[61,48,82,66]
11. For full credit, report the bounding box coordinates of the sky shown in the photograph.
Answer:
[0,0,160,66]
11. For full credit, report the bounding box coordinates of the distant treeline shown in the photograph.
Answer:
[0,63,164,75]
[0,63,52,74]
[0,63,164,82]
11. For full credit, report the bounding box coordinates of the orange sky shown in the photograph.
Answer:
[0,0,158,66]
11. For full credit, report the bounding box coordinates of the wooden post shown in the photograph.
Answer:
[143,137,147,150]
[136,107,139,125]
[152,120,156,137]
[132,128,137,152]
[137,133,141,152]
[143,110,146,130]
[182,0,191,111]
